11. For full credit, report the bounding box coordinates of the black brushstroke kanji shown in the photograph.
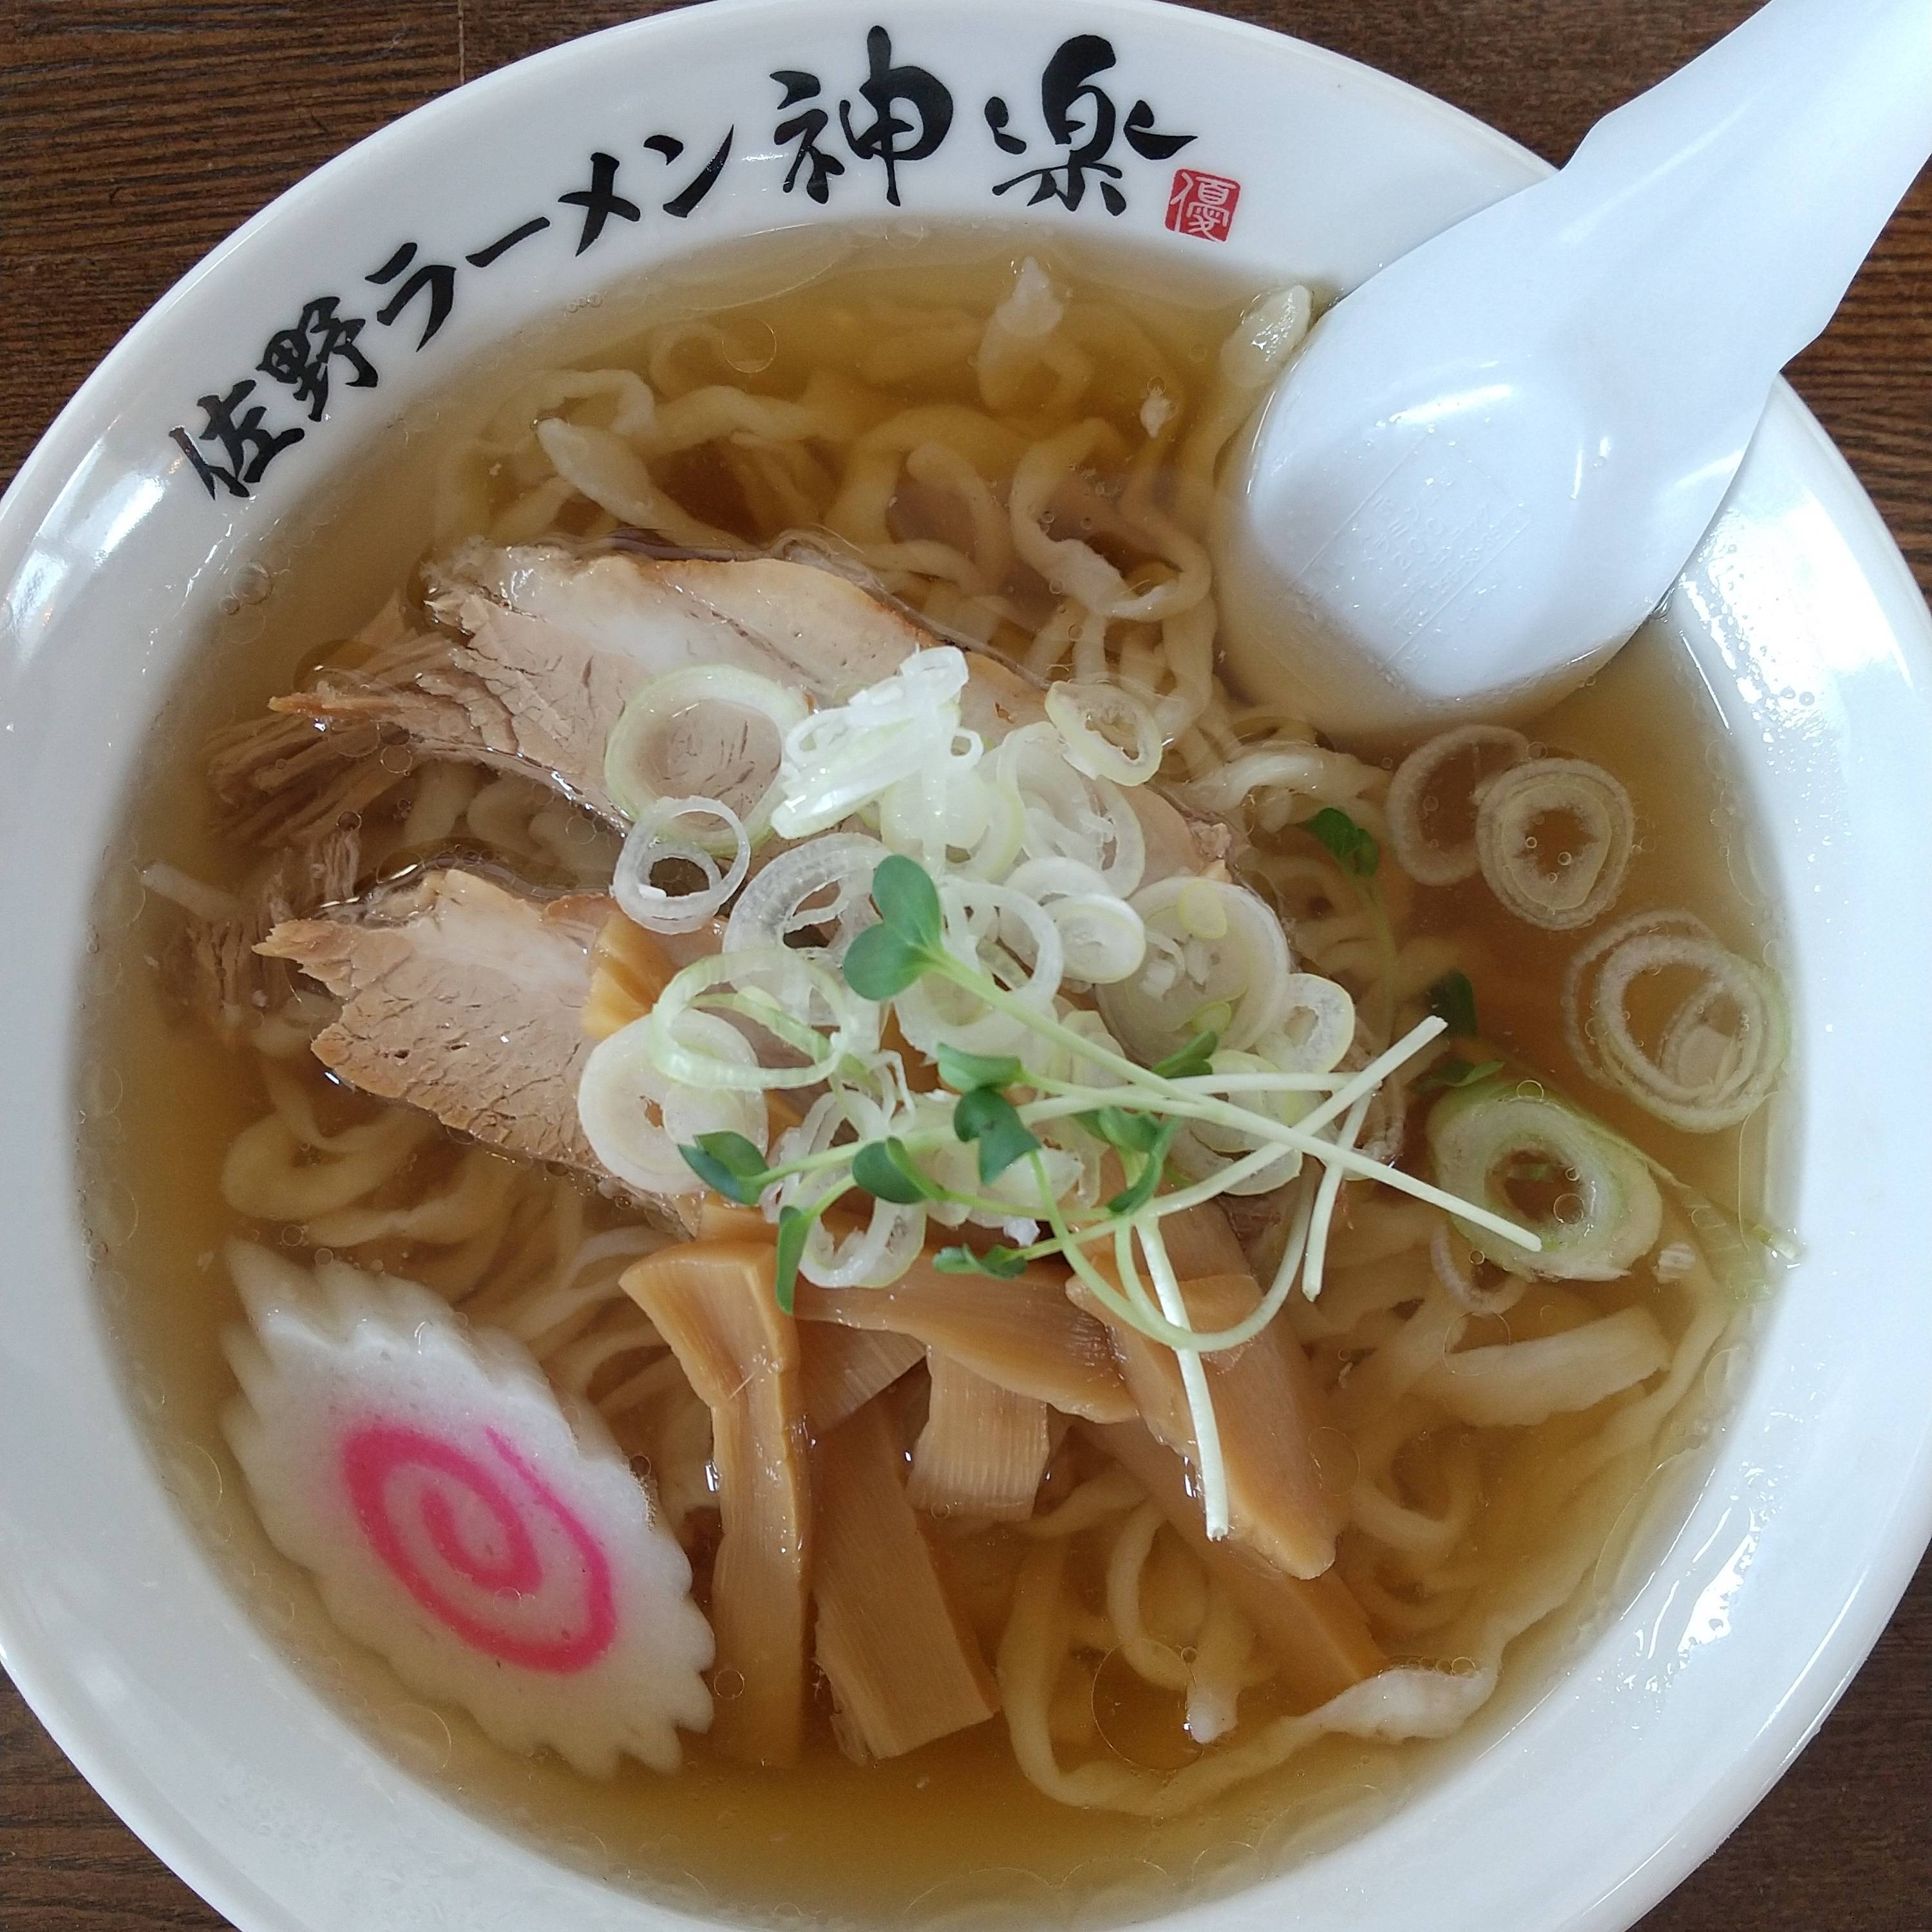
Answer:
[169,380,303,500]
[773,70,846,204]
[838,25,952,207]
[989,35,1194,215]
[256,296,378,422]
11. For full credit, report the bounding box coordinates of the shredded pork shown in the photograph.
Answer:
[164,826,362,1038]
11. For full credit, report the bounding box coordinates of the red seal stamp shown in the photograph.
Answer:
[1166,168,1242,242]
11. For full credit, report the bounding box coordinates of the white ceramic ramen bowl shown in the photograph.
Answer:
[1,3,1929,1928]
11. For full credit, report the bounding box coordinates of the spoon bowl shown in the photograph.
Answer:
[1216,0,1932,738]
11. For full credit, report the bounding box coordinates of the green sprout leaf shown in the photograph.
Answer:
[935,1043,1025,1094]
[1076,1105,1165,1155]
[871,854,943,949]
[932,1243,1030,1278]
[1104,1119,1182,1217]
[1416,1056,1504,1095]
[952,1086,1042,1184]
[1150,1029,1220,1081]
[1305,806,1380,879]
[773,1205,811,1314]
[678,1130,769,1206]
[851,1137,940,1206]
[1427,969,1480,1039]
[842,924,933,1001]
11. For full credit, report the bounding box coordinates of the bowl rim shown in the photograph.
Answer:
[0,0,1531,544]
[3,3,1930,1929]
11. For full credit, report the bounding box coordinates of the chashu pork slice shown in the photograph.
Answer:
[269,543,1043,825]
[256,542,1227,879]
[258,868,696,1223]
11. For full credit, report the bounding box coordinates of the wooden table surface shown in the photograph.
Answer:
[1,1,1927,1927]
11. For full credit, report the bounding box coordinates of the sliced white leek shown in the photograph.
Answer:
[1251,974,1356,1075]
[1429,1219,1530,1316]
[878,761,1027,881]
[644,947,878,1090]
[773,1086,927,1289]
[1097,876,1291,1063]
[1562,910,1790,1131]
[1385,724,1530,886]
[603,665,806,846]
[894,879,1065,1059]
[994,721,1146,894]
[1173,1049,1307,1196]
[724,832,886,963]
[1045,679,1164,788]
[1006,856,1146,985]
[578,1010,766,1194]
[612,795,749,935]
[772,647,972,839]
[1426,1081,1662,1281]
[1473,756,1634,931]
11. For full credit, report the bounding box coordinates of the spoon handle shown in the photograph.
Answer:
[1549,0,1932,389]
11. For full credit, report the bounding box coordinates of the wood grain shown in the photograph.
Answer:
[1,3,1927,1928]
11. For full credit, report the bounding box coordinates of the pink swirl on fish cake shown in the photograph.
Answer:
[341,1420,616,1673]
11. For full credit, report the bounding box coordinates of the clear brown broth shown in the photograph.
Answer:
[79,231,1775,1928]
